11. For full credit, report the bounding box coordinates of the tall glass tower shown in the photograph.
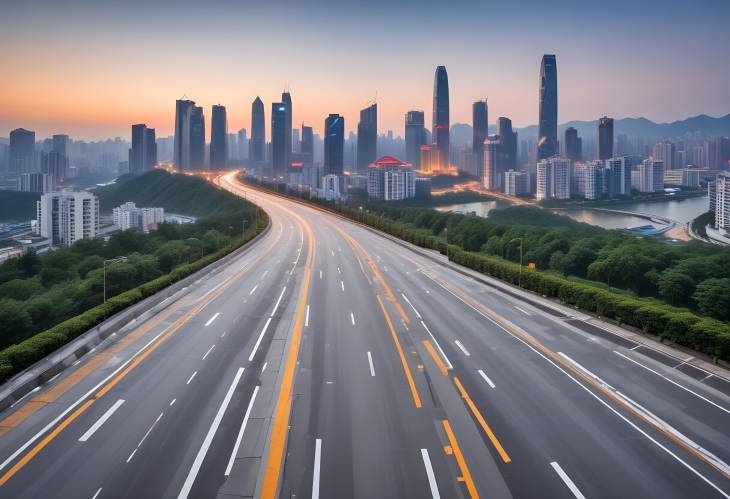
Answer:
[432,66,450,169]
[538,55,558,160]
[249,97,265,163]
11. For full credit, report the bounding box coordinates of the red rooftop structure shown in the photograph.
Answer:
[368,155,412,168]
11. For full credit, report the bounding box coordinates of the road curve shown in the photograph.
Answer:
[0,170,727,499]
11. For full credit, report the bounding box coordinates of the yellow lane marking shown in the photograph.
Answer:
[442,419,479,499]
[434,275,730,480]
[423,340,449,376]
[323,219,410,325]
[259,199,316,499]
[376,295,422,409]
[0,208,281,486]
[452,377,511,463]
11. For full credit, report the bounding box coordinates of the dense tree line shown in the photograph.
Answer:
[0,170,259,350]
[360,202,730,322]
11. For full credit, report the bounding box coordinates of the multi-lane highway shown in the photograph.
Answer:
[0,171,728,498]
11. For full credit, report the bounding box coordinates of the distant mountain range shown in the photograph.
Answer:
[450,113,730,146]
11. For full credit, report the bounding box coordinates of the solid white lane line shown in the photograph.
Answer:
[312,439,322,499]
[169,399,176,407]
[224,386,260,476]
[613,350,729,414]
[514,305,531,315]
[126,449,137,463]
[478,369,496,388]
[271,287,286,316]
[401,293,421,318]
[78,399,125,442]
[377,231,730,494]
[249,284,258,295]
[248,317,273,362]
[305,305,310,327]
[454,340,471,357]
[261,362,268,373]
[550,462,585,499]
[261,270,269,279]
[367,352,375,377]
[187,371,197,385]
[92,487,102,499]
[177,367,244,499]
[340,280,345,292]
[420,321,454,370]
[421,449,441,499]
[350,313,356,326]
[202,345,215,360]
[138,412,164,447]
[204,313,220,327]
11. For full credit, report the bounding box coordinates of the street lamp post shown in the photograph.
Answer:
[508,238,523,288]
[242,219,246,239]
[103,256,128,304]
[445,226,449,260]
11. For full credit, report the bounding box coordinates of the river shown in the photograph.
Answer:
[436,195,709,232]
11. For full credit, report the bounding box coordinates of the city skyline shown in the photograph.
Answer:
[2,0,729,140]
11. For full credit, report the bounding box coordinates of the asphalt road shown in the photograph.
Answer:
[0,171,728,499]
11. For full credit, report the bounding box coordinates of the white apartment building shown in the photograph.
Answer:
[112,201,165,233]
[35,190,100,247]
[536,157,571,200]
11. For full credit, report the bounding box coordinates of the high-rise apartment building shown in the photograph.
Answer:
[538,55,558,160]
[504,170,529,196]
[324,114,344,176]
[357,103,377,171]
[714,172,730,230]
[366,155,415,201]
[405,111,426,169]
[35,191,99,247]
[536,157,570,200]
[432,66,450,169]
[652,141,676,171]
[190,106,205,170]
[638,159,664,193]
[574,161,603,200]
[482,135,501,191]
[210,105,228,169]
[41,150,68,181]
[605,157,632,196]
[598,116,614,160]
[174,99,195,170]
[301,125,314,167]
[18,173,54,193]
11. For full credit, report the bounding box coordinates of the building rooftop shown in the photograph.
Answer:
[369,155,411,168]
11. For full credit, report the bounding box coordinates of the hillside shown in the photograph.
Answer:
[96,170,244,217]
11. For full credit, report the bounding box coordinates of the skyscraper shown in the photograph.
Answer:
[652,141,676,170]
[482,135,500,191]
[324,114,344,176]
[271,103,287,178]
[282,91,293,170]
[249,97,265,164]
[237,128,248,161]
[538,55,558,160]
[52,134,68,157]
[357,102,377,171]
[473,100,488,177]
[190,106,205,170]
[9,128,35,174]
[598,116,614,160]
[405,111,426,169]
[638,159,665,192]
[301,125,314,167]
[432,65,450,169]
[564,127,582,162]
[210,104,228,169]
[174,99,195,170]
[497,117,517,171]
[536,157,571,200]
[129,124,157,175]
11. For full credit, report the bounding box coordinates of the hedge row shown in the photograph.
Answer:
[0,215,268,381]
[250,185,730,363]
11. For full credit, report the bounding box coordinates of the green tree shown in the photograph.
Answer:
[693,278,730,321]
[657,270,695,307]
[0,278,43,301]
[0,299,33,347]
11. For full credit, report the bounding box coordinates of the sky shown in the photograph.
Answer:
[1,0,729,141]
